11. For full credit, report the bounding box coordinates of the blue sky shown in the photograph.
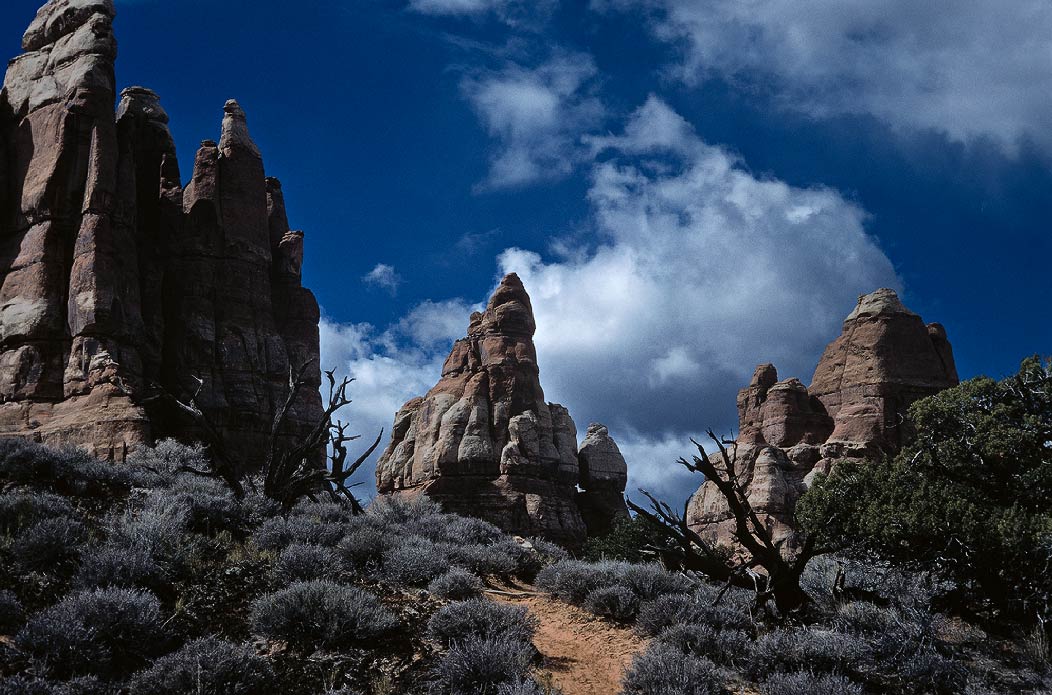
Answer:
[4,0,1050,500]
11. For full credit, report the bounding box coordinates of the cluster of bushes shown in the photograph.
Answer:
[536,558,696,622]
[798,357,1052,625]
[426,599,547,694]
[0,438,563,694]
[533,553,1024,694]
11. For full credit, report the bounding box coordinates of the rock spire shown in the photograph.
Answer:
[688,288,958,550]
[0,0,323,462]
[376,274,629,545]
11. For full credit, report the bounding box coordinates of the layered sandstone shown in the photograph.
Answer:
[0,0,322,463]
[376,274,628,545]
[577,423,630,535]
[688,289,958,551]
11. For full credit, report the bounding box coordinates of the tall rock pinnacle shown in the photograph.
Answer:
[688,288,959,551]
[0,0,323,463]
[376,274,629,544]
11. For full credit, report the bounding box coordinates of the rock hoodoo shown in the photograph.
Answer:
[0,0,323,462]
[376,274,629,545]
[688,288,958,550]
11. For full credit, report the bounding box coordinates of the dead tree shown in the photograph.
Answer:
[150,364,378,512]
[627,430,823,614]
[261,365,380,511]
[327,418,383,515]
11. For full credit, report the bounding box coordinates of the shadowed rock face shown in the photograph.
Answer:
[376,274,629,545]
[688,288,958,552]
[0,0,322,463]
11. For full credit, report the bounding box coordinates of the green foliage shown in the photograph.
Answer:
[798,356,1052,620]
[581,515,670,563]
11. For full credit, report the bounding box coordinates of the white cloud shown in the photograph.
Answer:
[497,96,899,498]
[408,0,556,26]
[362,263,402,295]
[326,96,899,503]
[598,0,1052,151]
[462,52,605,189]
[319,298,482,495]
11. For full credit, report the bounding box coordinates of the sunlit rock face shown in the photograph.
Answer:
[0,0,322,463]
[376,274,629,545]
[688,288,959,552]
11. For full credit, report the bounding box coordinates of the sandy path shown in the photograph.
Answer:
[489,587,647,695]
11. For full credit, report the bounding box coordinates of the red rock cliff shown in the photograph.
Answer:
[376,274,629,545]
[688,288,958,551]
[0,0,323,463]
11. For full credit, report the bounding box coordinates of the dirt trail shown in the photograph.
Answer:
[489,587,647,695]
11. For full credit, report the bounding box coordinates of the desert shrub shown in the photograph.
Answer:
[535,560,608,604]
[11,517,88,573]
[637,592,752,636]
[763,672,863,695]
[1023,622,1052,671]
[0,675,107,695]
[0,491,75,536]
[0,439,129,497]
[898,651,966,694]
[429,568,484,600]
[745,628,868,679]
[272,543,341,584]
[126,439,211,488]
[250,580,397,650]
[153,489,241,537]
[526,536,570,564]
[380,538,452,586]
[237,491,282,527]
[127,636,274,695]
[16,587,166,679]
[366,495,443,525]
[0,590,25,634]
[621,563,695,602]
[448,542,519,578]
[495,679,552,695]
[445,516,505,545]
[338,524,388,573]
[252,515,345,552]
[834,601,933,656]
[404,513,504,546]
[622,643,726,695]
[582,515,671,563]
[74,543,169,594]
[657,623,751,668]
[427,599,536,647]
[291,499,360,524]
[431,636,534,695]
[537,559,692,613]
[584,585,639,622]
[105,499,198,580]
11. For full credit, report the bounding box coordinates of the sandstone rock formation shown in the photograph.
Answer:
[577,423,631,536]
[688,288,958,551]
[0,0,323,463]
[376,274,629,545]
